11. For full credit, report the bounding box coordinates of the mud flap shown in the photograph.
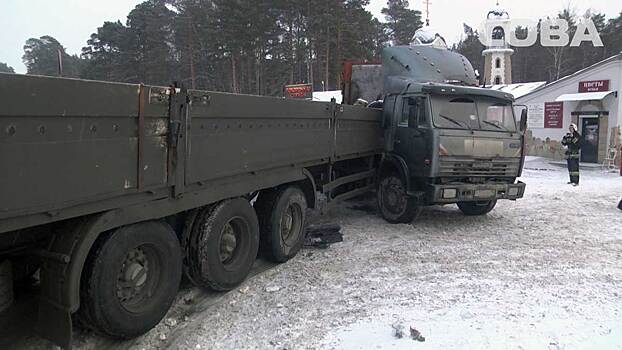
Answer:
[36,298,73,349]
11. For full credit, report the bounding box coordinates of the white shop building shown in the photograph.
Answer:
[516,53,622,164]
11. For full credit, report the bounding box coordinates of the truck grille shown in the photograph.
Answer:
[439,158,519,177]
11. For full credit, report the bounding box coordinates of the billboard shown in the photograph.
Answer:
[284,83,313,99]
[544,102,563,128]
[527,103,545,129]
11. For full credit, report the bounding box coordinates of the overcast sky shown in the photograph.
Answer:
[1,0,620,73]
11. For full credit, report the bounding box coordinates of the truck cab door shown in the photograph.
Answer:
[394,95,430,178]
[383,95,397,152]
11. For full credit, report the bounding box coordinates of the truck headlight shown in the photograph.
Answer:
[443,188,457,199]
[509,187,519,196]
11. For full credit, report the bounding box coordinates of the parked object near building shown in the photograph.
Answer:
[517,53,622,170]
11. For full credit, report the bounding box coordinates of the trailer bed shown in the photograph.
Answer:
[0,73,382,234]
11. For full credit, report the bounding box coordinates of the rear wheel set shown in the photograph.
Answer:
[182,198,260,291]
[77,186,307,338]
[77,221,182,338]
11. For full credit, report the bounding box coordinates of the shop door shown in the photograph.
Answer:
[580,117,599,163]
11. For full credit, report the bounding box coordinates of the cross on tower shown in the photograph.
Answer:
[422,0,431,26]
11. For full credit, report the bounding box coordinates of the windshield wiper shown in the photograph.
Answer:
[482,120,507,131]
[438,113,469,129]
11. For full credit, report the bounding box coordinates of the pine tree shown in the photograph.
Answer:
[0,62,14,73]
[22,36,81,77]
[381,0,423,45]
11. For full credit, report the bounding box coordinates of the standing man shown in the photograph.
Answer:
[561,123,581,186]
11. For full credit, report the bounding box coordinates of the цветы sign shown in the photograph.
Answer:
[579,80,609,93]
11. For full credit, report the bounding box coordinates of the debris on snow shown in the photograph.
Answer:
[165,318,178,327]
[391,322,406,339]
[304,223,343,248]
[265,285,281,293]
[159,333,167,341]
[410,326,425,342]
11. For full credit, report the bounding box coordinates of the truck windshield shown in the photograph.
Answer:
[478,99,517,132]
[431,96,516,132]
[432,97,480,130]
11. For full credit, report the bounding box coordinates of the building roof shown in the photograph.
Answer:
[517,53,622,100]
[486,82,546,98]
[556,91,617,102]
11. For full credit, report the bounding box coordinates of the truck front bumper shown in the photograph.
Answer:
[427,181,526,204]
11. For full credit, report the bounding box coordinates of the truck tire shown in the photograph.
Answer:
[183,198,259,291]
[255,186,307,263]
[77,221,182,339]
[377,174,421,224]
[457,200,497,216]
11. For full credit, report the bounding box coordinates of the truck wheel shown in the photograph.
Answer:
[377,174,420,224]
[183,198,259,291]
[77,221,182,339]
[255,186,307,263]
[457,200,497,216]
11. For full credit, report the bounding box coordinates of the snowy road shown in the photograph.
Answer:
[4,157,622,349]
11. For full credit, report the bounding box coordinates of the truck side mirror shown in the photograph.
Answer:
[519,109,528,133]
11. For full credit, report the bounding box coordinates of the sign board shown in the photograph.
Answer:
[284,83,313,99]
[527,103,545,129]
[579,80,609,93]
[544,102,563,128]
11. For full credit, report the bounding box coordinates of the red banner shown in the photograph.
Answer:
[579,80,609,93]
[544,102,563,129]
[284,83,313,99]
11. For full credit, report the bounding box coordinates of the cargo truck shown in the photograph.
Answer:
[345,45,527,222]
[0,44,526,348]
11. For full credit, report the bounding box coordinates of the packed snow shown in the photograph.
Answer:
[2,157,621,350]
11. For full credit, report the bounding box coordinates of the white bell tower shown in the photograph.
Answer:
[482,1,514,85]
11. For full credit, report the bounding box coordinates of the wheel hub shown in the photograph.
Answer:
[280,204,302,244]
[382,178,406,214]
[117,248,149,305]
[219,223,238,264]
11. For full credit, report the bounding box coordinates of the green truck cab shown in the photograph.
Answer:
[345,45,527,223]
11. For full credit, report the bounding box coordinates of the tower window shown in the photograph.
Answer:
[492,26,505,41]
[494,76,502,85]
[495,58,501,68]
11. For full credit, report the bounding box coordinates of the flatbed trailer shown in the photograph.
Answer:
[0,73,383,348]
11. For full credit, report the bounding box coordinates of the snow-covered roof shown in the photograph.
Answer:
[411,26,448,49]
[517,53,622,100]
[313,90,343,104]
[486,82,546,98]
[487,5,509,19]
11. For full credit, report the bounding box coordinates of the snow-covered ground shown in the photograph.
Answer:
[3,157,622,350]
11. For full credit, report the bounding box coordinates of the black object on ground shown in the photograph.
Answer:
[410,326,426,342]
[304,224,343,248]
[618,199,622,211]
